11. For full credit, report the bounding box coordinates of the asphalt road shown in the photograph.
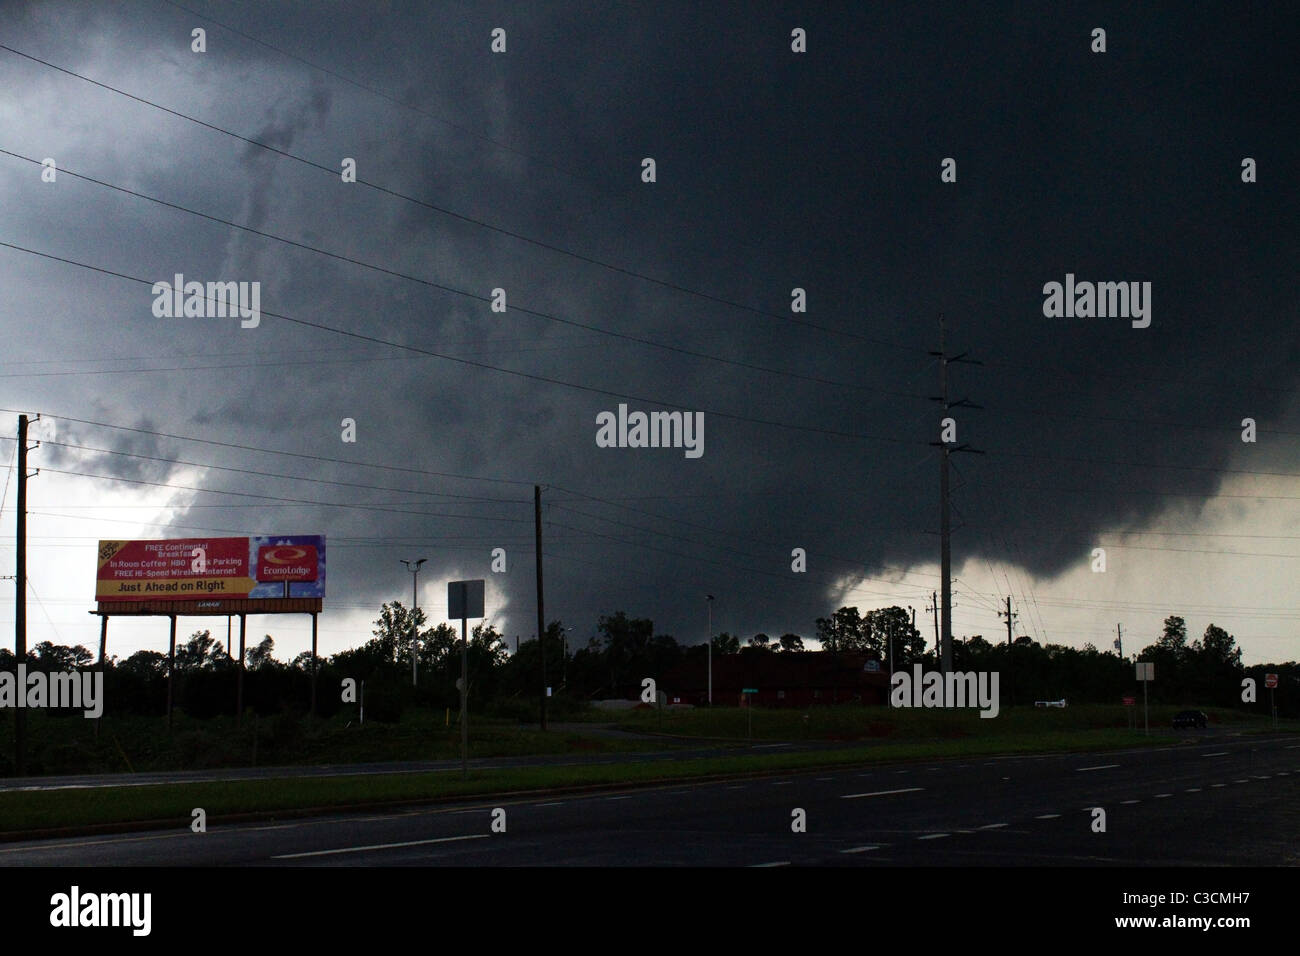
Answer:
[3,732,1297,866]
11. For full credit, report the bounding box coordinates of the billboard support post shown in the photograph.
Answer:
[310,611,318,718]
[95,614,108,738]
[167,614,177,732]
[237,613,246,728]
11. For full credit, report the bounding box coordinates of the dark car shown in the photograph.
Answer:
[1172,710,1207,729]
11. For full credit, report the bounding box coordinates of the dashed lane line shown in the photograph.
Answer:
[272,833,489,860]
[841,787,924,800]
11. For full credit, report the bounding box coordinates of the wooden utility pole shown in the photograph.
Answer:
[535,485,547,731]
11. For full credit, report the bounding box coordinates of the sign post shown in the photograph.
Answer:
[743,688,757,739]
[1265,673,1278,730]
[1122,695,1136,730]
[1135,662,1154,735]
[449,579,485,779]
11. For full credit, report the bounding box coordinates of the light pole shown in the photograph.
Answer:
[706,594,714,705]
[401,558,426,685]
[562,626,574,689]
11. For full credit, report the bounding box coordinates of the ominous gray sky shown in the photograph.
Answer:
[2,0,1298,666]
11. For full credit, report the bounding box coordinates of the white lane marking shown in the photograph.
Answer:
[1253,775,1271,779]
[1075,764,1120,772]
[1001,776,1010,781]
[750,861,790,867]
[1035,814,1061,819]
[452,809,479,815]
[1185,788,1202,793]
[605,796,632,801]
[895,770,910,774]
[841,787,924,800]
[752,744,790,749]
[978,823,1008,829]
[272,833,488,859]
[1233,779,1250,783]
[1154,793,1172,798]
[840,845,881,854]
[1277,772,1290,776]
[815,777,834,782]
[726,786,746,790]
[1285,745,1300,749]
[773,781,793,786]
[1211,783,1226,788]
[1121,799,1140,805]
[1202,751,1229,757]
[534,802,564,807]
[917,833,949,840]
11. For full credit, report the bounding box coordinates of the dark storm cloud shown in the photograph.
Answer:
[2,0,1296,647]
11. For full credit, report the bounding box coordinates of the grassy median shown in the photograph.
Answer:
[0,726,1181,836]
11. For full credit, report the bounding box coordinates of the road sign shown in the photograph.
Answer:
[1122,696,1135,706]
[1135,662,1154,681]
[742,688,757,693]
[1265,673,1278,689]
[448,579,485,619]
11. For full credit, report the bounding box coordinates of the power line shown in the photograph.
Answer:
[38,466,536,524]
[0,149,925,400]
[0,42,919,354]
[0,242,930,447]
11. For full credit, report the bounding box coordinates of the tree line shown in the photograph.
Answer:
[1,604,1294,720]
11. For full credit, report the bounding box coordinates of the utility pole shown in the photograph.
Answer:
[535,485,547,731]
[1115,623,1123,659]
[1000,596,1016,708]
[928,316,982,696]
[706,595,714,705]
[14,414,37,775]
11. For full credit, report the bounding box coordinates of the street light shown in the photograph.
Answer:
[400,558,427,685]
[706,594,715,706]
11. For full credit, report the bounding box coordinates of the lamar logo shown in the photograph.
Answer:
[151,273,261,328]
[50,886,151,936]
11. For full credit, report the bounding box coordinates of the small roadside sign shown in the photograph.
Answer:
[1135,662,1154,681]
[1265,674,1278,689]
[1122,696,1135,706]
[742,688,757,693]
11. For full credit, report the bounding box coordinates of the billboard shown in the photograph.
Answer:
[96,535,326,603]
